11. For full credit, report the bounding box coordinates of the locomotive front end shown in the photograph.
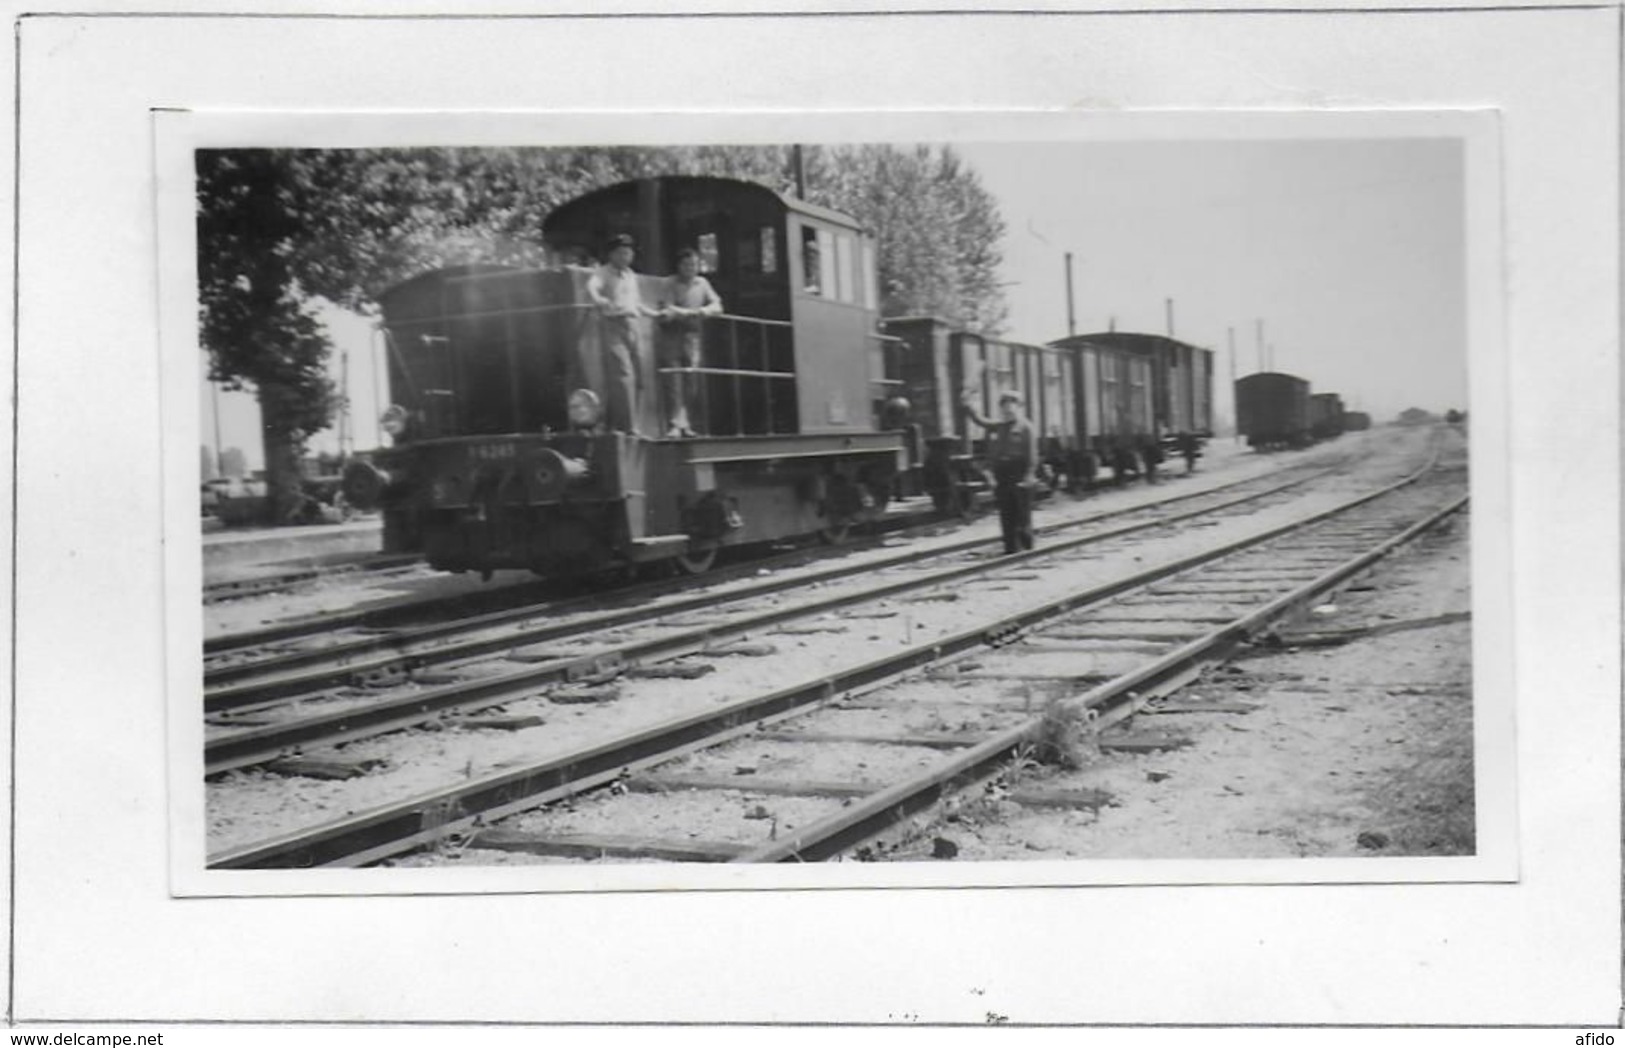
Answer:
[359,263,654,577]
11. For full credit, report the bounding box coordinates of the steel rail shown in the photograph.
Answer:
[204,463,1341,708]
[207,453,1443,868]
[202,463,1352,774]
[738,489,1469,862]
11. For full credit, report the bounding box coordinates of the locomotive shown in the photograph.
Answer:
[342,175,904,577]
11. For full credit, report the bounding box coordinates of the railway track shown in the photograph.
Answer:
[206,512,906,654]
[205,456,1348,694]
[202,460,1348,775]
[205,430,1457,868]
[203,457,1293,659]
[203,552,422,604]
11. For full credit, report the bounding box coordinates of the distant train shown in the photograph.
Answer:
[1235,371,1358,449]
[880,319,1215,512]
[1235,372,1311,449]
[1310,392,1346,440]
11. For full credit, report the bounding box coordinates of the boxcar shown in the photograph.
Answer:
[345,175,905,577]
[880,318,1162,505]
[1344,410,1372,432]
[1309,392,1346,440]
[1052,333,1214,448]
[1064,336,1157,479]
[1235,371,1312,449]
[879,318,1083,507]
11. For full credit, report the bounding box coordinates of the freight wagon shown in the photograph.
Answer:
[880,318,1169,510]
[1235,371,1312,450]
[1309,392,1346,440]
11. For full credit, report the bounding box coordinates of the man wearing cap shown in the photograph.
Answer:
[962,388,1039,555]
[586,234,653,435]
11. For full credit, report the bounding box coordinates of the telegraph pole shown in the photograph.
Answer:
[1064,252,1076,338]
[1228,326,1239,443]
[338,346,351,459]
[371,325,385,448]
[210,378,225,477]
[1255,319,1265,372]
[1165,297,1174,338]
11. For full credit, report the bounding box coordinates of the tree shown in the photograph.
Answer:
[220,447,247,478]
[198,150,338,521]
[798,144,1008,332]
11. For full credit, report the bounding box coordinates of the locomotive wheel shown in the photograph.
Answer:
[675,546,718,575]
[818,521,853,546]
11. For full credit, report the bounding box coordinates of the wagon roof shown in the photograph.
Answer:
[1049,331,1211,356]
[1236,370,1310,385]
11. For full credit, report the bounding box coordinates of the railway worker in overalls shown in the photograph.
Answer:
[656,247,724,438]
[962,389,1038,555]
[586,233,653,436]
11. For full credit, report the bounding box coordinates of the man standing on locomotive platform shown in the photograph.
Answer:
[962,389,1039,555]
[656,247,724,438]
[586,233,654,435]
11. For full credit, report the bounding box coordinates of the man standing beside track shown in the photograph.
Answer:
[962,389,1039,555]
[587,233,654,435]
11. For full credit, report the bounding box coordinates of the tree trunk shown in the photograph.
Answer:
[260,395,308,526]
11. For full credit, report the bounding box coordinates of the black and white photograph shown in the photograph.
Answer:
[13,4,1619,1032]
[176,115,1511,886]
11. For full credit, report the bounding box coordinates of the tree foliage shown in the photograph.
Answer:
[799,144,1009,333]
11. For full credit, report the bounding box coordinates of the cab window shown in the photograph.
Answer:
[834,232,854,303]
[817,228,836,296]
[800,225,822,295]
[695,233,720,274]
[860,239,877,310]
[760,227,777,274]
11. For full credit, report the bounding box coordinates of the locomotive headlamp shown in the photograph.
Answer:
[380,404,408,438]
[529,447,590,501]
[567,388,602,429]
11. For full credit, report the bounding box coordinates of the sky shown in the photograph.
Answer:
[957,137,1467,423]
[200,137,1468,472]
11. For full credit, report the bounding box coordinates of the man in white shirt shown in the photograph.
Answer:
[586,233,653,435]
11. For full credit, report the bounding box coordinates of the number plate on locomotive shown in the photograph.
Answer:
[470,442,517,460]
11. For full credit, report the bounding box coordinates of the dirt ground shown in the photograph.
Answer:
[883,511,1474,861]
